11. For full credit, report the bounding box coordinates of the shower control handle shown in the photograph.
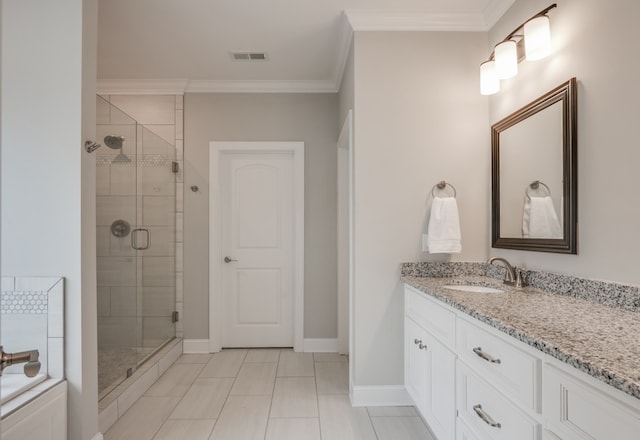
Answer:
[131,228,151,250]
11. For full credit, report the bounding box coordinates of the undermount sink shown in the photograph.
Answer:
[442,284,504,293]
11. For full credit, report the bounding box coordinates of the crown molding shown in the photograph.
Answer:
[97,79,189,95]
[344,10,489,32]
[97,78,338,94]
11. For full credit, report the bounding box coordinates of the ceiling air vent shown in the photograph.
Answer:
[230,52,269,61]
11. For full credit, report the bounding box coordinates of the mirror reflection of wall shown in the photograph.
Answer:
[499,101,563,238]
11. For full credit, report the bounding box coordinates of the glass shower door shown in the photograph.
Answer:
[96,96,140,397]
[138,125,177,360]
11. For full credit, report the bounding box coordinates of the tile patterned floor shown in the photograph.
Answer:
[104,349,435,440]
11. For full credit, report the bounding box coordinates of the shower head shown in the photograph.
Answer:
[104,135,125,150]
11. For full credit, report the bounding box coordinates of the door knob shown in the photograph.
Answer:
[224,256,238,263]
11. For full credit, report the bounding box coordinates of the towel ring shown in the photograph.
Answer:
[525,180,551,200]
[431,181,456,198]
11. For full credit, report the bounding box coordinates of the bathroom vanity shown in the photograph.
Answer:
[402,264,640,440]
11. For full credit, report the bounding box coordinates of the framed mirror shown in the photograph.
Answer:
[491,77,577,253]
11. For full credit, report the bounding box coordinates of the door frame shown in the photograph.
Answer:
[209,141,305,352]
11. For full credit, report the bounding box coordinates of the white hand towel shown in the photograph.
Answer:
[426,197,462,254]
[522,196,562,238]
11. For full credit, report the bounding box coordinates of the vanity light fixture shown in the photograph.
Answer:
[480,3,557,95]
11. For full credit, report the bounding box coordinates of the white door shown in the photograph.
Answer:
[210,142,304,350]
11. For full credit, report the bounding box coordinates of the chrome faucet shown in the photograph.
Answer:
[0,346,41,377]
[488,257,526,288]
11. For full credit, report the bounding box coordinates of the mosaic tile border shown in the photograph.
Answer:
[1,292,48,314]
[96,154,176,168]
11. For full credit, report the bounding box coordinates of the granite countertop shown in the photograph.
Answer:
[402,274,640,401]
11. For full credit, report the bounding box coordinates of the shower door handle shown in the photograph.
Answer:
[131,228,151,250]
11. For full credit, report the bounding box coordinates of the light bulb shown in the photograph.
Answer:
[494,40,518,79]
[524,16,551,61]
[480,61,499,95]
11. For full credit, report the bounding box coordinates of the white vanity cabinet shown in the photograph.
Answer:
[404,283,640,440]
[405,287,456,440]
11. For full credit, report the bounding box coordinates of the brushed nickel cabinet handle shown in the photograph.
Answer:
[473,404,501,428]
[418,342,427,350]
[473,347,501,364]
[224,256,238,263]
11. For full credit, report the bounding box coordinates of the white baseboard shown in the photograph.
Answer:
[303,338,338,352]
[91,433,104,440]
[350,385,412,407]
[183,339,210,353]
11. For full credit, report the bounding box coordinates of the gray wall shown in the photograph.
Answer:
[351,31,489,386]
[184,93,339,340]
[489,0,640,285]
[1,0,100,438]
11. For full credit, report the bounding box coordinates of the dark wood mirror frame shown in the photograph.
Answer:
[491,77,577,254]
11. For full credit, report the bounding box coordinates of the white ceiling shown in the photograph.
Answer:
[97,0,515,93]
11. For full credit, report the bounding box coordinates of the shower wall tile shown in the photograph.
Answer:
[141,167,176,196]
[142,227,175,257]
[98,287,111,317]
[98,316,138,348]
[143,317,176,347]
[110,165,137,196]
[176,273,184,302]
[96,166,111,195]
[97,256,136,287]
[97,196,136,226]
[142,287,175,317]
[109,102,137,125]
[176,110,184,140]
[143,196,176,226]
[97,226,111,257]
[176,213,184,242]
[97,96,111,124]
[176,243,184,272]
[143,257,176,287]
[176,183,184,211]
[110,287,137,317]
[110,234,136,257]
[175,139,183,160]
[144,125,175,150]
[110,95,176,125]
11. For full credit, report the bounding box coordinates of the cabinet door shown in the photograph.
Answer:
[543,364,640,440]
[405,317,428,414]
[423,330,456,440]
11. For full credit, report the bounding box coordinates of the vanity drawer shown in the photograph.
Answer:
[458,361,541,440]
[457,317,541,412]
[405,285,455,347]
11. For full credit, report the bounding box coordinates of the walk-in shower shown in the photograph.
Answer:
[95,96,177,398]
